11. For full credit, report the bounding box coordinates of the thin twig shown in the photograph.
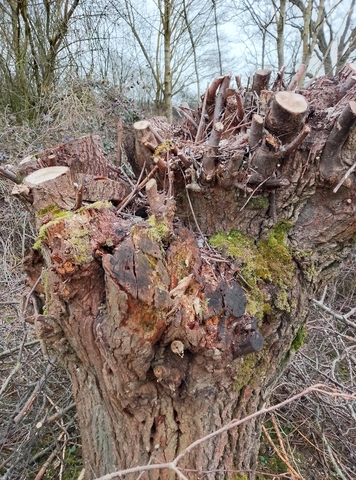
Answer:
[14,357,56,424]
[0,331,28,396]
[116,162,150,213]
[322,434,348,480]
[117,118,122,166]
[333,161,356,193]
[41,402,77,426]
[240,177,270,211]
[195,82,209,143]
[313,298,356,330]
[0,339,40,360]
[184,183,211,250]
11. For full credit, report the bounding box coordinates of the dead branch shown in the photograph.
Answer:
[117,118,123,166]
[282,124,311,155]
[202,74,231,180]
[288,64,307,90]
[249,114,264,151]
[320,101,356,183]
[195,82,209,143]
[175,105,199,130]
[0,166,20,184]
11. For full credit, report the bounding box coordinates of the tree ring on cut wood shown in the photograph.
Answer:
[25,166,69,185]
[265,91,308,144]
[23,166,76,212]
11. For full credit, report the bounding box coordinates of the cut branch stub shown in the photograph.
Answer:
[133,120,158,174]
[235,91,245,119]
[206,75,224,107]
[18,166,76,212]
[282,124,311,156]
[265,91,308,144]
[252,68,271,96]
[320,100,356,184]
[146,178,163,217]
[250,144,280,179]
[0,166,19,185]
[202,74,231,182]
[232,330,264,357]
[249,114,264,151]
[146,178,176,228]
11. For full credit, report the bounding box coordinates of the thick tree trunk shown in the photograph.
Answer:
[17,67,356,480]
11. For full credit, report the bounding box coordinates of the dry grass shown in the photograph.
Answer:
[0,177,80,480]
[0,76,142,164]
[260,269,356,480]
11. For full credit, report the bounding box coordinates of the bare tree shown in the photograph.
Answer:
[232,0,356,82]
[109,0,228,120]
[0,0,80,115]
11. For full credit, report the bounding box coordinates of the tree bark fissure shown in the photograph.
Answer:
[17,65,356,480]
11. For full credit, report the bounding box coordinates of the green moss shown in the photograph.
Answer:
[291,325,307,352]
[104,238,114,247]
[210,223,294,319]
[37,204,63,217]
[77,200,112,213]
[33,228,48,251]
[152,139,172,158]
[258,221,293,286]
[275,287,290,312]
[233,346,270,391]
[33,202,111,254]
[33,210,74,250]
[247,196,269,210]
[68,233,93,264]
[233,354,258,391]
[147,215,170,242]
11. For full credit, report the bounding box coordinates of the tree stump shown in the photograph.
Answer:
[17,65,356,480]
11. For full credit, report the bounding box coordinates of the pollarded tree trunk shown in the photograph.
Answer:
[11,64,356,480]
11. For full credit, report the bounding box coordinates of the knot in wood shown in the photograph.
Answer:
[171,340,184,358]
[153,365,166,382]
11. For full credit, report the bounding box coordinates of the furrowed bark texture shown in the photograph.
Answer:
[19,67,356,480]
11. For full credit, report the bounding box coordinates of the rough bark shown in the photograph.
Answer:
[252,68,271,96]
[17,65,356,480]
